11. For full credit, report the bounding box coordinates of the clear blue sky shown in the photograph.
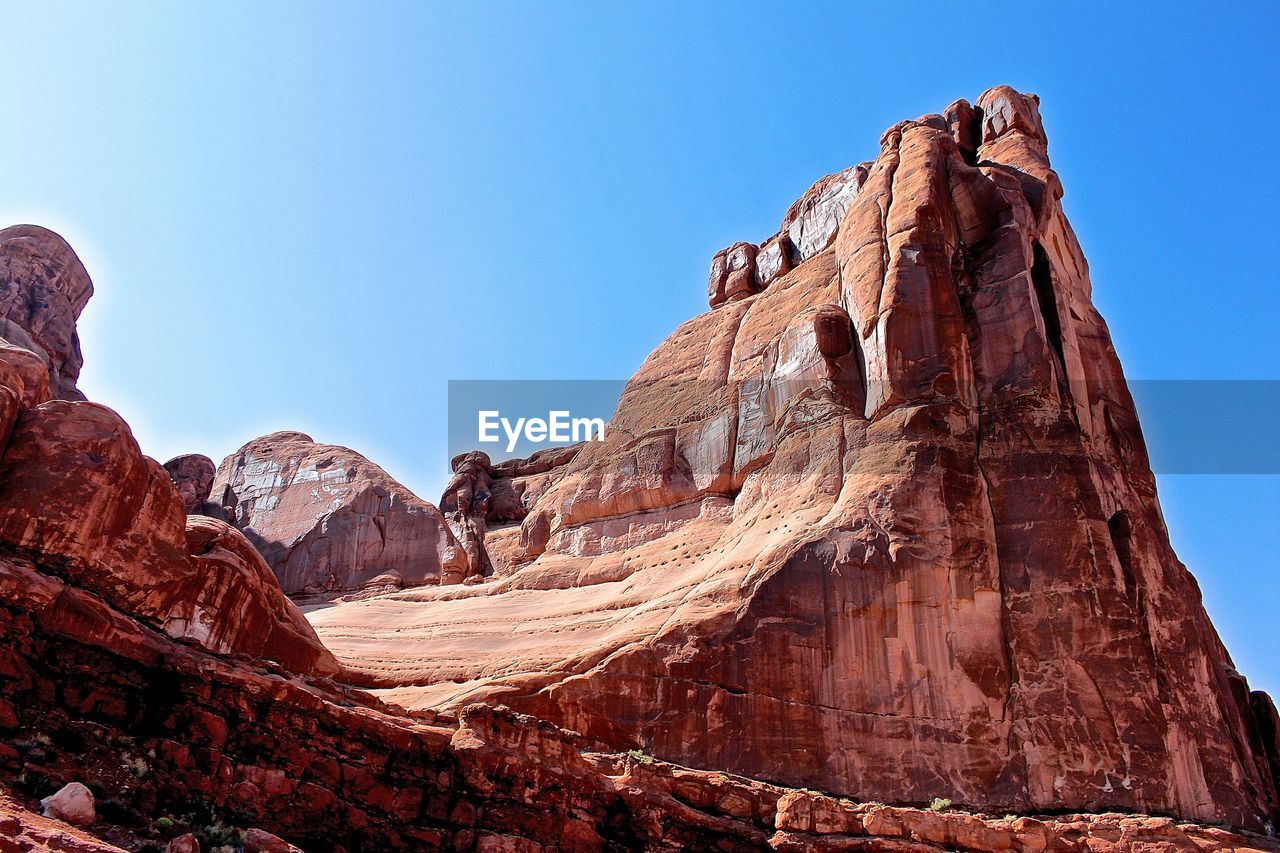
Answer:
[1,4,1276,693]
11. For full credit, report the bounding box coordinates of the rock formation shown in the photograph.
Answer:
[0,85,1277,851]
[439,451,496,583]
[0,344,338,678]
[0,224,92,401]
[163,453,224,517]
[438,445,582,582]
[211,431,466,596]
[310,86,1280,831]
[4,589,1273,850]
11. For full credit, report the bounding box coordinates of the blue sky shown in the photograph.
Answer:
[1,3,1276,693]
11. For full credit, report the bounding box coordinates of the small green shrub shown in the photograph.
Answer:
[626,748,654,765]
[154,816,175,830]
[928,797,952,812]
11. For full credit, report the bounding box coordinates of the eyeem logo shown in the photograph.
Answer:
[478,410,606,452]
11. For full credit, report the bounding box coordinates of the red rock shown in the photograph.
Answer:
[311,87,1280,831]
[0,225,92,401]
[243,828,302,853]
[708,241,760,307]
[163,453,220,516]
[779,163,866,263]
[0,791,118,852]
[0,379,337,676]
[0,86,1278,850]
[211,431,466,595]
[177,516,341,675]
[166,835,200,853]
[39,782,95,827]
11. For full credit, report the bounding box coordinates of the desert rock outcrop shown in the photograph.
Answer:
[438,445,582,582]
[0,224,92,401]
[310,87,1280,831]
[163,453,223,517]
[0,82,1278,851]
[212,431,466,595]
[0,343,338,678]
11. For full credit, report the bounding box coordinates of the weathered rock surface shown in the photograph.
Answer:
[438,445,582,582]
[0,86,1277,851]
[163,453,224,518]
[211,431,467,595]
[39,782,95,827]
[0,346,338,677]
[311,87,1280,831]
[1,567,1275,851]
[0,225,92,401]
[0,789,121,851]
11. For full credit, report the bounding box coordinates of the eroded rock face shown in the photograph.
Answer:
[1,576,1274,851]
[312,87,1280,830]
[438,446,583,582]
[0,346,338,678]
[0,225,93,401]
[212,431,466,595]
[163,453,221,516]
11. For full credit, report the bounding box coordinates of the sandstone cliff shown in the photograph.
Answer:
[309,86,1280,830]
[1,271,1265,848]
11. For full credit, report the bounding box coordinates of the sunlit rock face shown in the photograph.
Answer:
[0,331,339,678]
[309,87,1280,829]
[212,430,467,596]
[0,224,93,401]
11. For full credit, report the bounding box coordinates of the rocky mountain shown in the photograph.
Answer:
[0,86,1275,851]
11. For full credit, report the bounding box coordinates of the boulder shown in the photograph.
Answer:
[163,453,219,516]
[39,782,95,827]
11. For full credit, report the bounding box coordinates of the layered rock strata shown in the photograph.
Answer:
[1,584,1276,851]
